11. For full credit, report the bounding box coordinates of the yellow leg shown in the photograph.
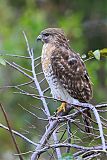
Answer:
[57,102,66,114]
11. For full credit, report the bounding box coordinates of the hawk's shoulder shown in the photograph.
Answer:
[51,47,93,102]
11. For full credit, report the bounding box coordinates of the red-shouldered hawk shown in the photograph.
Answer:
[37,28,93,133]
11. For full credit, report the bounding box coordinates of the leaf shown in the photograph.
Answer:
[0,56,6,66]
[100,48,107,57]
[87,50,93,57]
[88,48,107,60]
[93,49,100,60]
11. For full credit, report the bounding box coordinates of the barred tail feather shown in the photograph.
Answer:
[82,109,92,133]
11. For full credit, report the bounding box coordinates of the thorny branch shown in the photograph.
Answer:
[0,33,107,160]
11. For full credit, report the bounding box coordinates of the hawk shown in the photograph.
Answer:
[37,28,93,133]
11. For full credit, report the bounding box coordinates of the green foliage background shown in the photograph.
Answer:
[0,0,107,159]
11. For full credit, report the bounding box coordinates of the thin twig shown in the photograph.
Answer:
[0,80,33,89]
[34,62,41,68]
[19,104,48,121]
[13,62,32,72]
[0,52,30,59]
[6,60,33,80]
[96,103,107,108]
[34,56,41,61]
[39,77,45,84]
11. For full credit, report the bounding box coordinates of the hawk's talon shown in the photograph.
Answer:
[57,102,66,114]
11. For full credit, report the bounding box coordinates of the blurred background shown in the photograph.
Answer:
[0,0,107,159]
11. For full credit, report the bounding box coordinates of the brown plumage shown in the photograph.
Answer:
[37,28,93,133]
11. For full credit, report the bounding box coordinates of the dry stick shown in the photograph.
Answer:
[84,153,101,160]
[19,104,48,121]
[73,150,85,158]
[96,103,107,108]
[13,62,32,72]
[0,103,24,160]
[5,60,33,80]
[22,32,62,160]
[81,150,100,160]
[34,56,41,61]
[0,52,30,59]
[0,80,33,89]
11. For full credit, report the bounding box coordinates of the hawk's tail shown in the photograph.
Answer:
[82,109,92,133]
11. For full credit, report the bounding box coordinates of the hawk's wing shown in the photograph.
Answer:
[51,48,92,102]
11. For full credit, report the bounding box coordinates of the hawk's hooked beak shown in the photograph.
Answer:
[37,34,42,41]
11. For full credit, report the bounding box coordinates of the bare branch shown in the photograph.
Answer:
[19,104,48,121]
[34,56,41,61]
[0,52,30,59]
[96,103,107,108]
[6,60,33,80]
[0,80,33,89]
[31,142,107,157]
[13,62,32,72]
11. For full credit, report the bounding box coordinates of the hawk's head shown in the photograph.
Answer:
[37,28,68,45]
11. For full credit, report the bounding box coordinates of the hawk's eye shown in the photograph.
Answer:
[44,33,49,37]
